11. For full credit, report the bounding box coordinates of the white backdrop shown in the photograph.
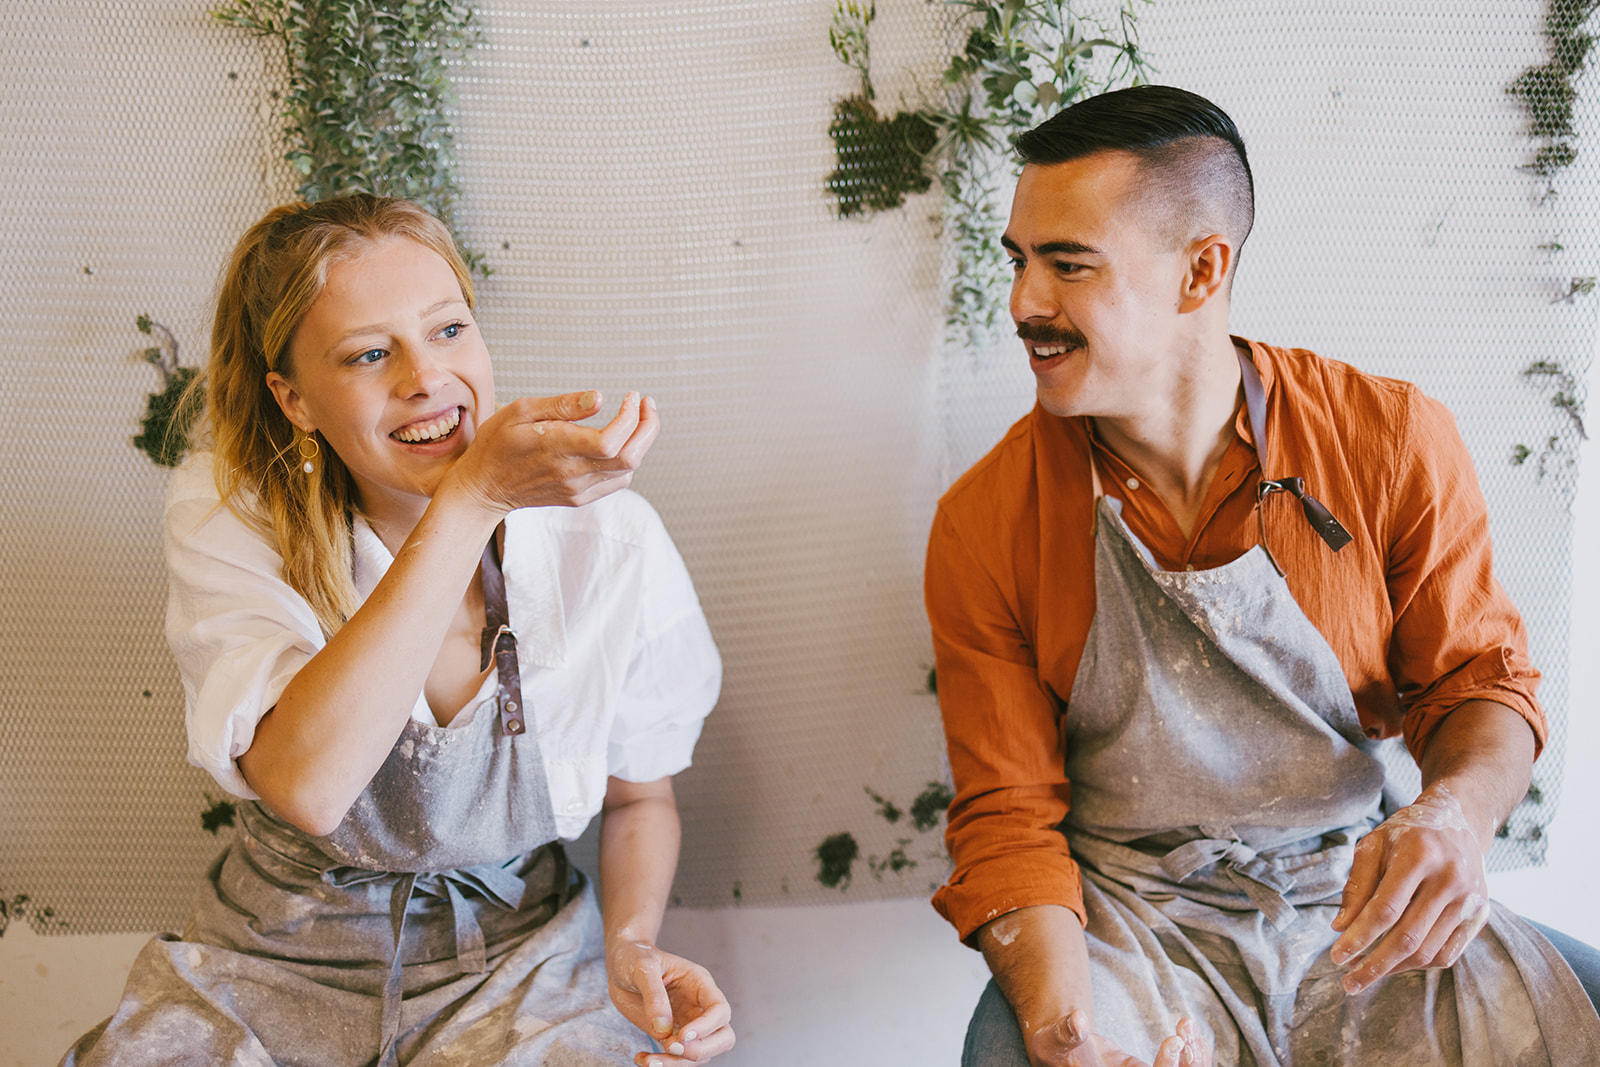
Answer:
[3,2,1599,1065]
[0,0,1590,940]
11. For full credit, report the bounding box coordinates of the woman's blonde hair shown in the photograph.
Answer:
[198,194,475,635]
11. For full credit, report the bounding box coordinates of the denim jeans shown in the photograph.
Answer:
[961,979,1031,1067]
[1528,920,1600,1016]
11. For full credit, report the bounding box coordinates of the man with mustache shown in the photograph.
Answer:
[924,85,1600,1066]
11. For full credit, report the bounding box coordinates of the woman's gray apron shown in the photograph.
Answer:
[65,535,644,1067]
[1064,465,1600,1063]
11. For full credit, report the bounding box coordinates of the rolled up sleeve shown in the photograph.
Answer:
[164,461,323,799]
[926,508,1084,943]
[605,512,721,783]
[1383,392,1545,762]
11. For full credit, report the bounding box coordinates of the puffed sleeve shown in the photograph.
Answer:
[605,506,721,782]
[926,506,1084,943]
[164,457,324,799]
[1384,391,1545,761]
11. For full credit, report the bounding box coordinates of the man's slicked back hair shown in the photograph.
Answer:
[1016,85,1256,260]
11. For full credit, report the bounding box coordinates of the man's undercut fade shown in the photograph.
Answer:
[1016,85,1255,269]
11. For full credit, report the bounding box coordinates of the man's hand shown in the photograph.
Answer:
[1329,782,1492,994]
[1026,1010,1209,1067]
[606,939,735,1066]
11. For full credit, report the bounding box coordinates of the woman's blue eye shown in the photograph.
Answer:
[353,348,385,364]
[440,322,463,339]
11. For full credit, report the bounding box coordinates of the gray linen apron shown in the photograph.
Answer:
[1064,458,1600,1064]
[64,534,645,1067]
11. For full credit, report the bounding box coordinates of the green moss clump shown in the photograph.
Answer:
[910,781,954,832]
[133,367,201,468]
[201,792,239,835]
[826,95,938,218]
[814,831,860,889]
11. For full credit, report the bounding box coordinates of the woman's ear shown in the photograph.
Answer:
[1178,233,1233,313]
[265,371,313,433]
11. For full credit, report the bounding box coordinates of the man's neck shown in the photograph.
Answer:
[1090,338,1246,540]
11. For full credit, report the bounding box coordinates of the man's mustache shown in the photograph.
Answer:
[1015,323,1087,347]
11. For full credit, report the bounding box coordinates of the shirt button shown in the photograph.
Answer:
[1185,564,1195,571]
[1125,477,1140,490]
[565,800,583,814]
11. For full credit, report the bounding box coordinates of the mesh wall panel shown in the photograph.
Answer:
[0,0,1591,935]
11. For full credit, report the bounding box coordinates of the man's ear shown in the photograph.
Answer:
[1178,233,1233,312]
[265,371,313,433]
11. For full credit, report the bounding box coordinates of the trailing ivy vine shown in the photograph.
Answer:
[827,0,1152,345]
[213,0,487,276]
[1508,0,1597,479]
[1508,0,1599,203]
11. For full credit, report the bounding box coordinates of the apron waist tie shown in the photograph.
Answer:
[1160,838,1301,930]
[376,863,536,1064]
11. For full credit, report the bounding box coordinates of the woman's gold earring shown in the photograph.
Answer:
[297,431,320,475]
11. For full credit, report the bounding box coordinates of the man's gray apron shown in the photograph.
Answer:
[64,533,643,1067]
[1064,455,1600,1063]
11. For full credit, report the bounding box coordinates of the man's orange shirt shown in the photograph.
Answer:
[925,338,1545,942]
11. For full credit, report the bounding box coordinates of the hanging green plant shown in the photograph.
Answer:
[1512,359,1589,481]
[826,0,1153,345]
[131,315,202,468]
[1507,1,1597,482]
[1507,0,1598,202]
[213,0,488,276]
[826,3,940,217]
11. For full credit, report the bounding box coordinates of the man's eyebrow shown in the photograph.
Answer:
[1000,235,1102,257]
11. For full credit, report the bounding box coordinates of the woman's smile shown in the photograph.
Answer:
[391,406,463,444]
[266,234,494,529]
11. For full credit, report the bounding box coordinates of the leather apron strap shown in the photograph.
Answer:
[1239,348,1353,570]
[480,525,529,736]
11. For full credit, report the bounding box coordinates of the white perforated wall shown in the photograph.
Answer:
[1,0,1591,936]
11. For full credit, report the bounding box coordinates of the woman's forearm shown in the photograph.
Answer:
[238,483,502,834]
[599,776,682,949]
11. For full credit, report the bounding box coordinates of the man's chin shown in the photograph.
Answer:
[1034,387,1084,419]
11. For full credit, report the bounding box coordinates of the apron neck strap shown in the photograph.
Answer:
[1239,346,1354,557]
[479,525,529,736]
[480,526,511,637]
[1238,345,1271,461]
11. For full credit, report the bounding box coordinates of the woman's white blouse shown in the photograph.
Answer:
[164,456,721,841]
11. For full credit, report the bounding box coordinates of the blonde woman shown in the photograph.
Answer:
[64,194,733,1067]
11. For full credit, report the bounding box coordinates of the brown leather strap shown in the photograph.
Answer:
[1238,348,1353,558]
[478,526,528,736]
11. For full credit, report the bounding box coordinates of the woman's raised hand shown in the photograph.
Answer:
[449,389,660,515]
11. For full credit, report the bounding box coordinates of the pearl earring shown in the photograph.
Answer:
[297,431,320,475]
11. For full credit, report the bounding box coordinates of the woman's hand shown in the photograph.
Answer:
[447,389,659,516]
[1027,1011,1208,1067]
[607,939,735,1065]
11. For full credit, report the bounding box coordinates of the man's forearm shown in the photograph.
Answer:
[1418,698,1537,852]
[977,904,1098,1045]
